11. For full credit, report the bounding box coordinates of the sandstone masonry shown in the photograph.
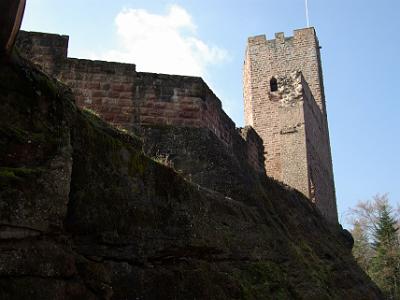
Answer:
[16,30,264,174]
[243,28,337,223]
[16,28,338,223]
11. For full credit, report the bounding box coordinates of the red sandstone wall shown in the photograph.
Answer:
[239,126,264,173]
[134,73,202,127]
[16,31,137,130]
[252,72,309,196]
[16,31,68,74]
[302,78,338,222]
[201,87,236,146]
[134,72,236,147]
[243,28,338,223]
[244,29,327,119]
[58,59,136,129]
[16,30,264,173]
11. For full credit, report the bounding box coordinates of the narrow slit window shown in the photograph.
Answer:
[270,77,278,92]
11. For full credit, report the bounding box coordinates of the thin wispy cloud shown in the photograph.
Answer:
[92,5,228,77]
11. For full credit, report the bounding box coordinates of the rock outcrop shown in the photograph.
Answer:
[0,53,383,299]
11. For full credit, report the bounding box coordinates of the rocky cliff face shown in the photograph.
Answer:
[0,53,383,299]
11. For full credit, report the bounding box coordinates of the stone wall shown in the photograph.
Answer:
[59,59,137,129]
[244,28,327,115]
[16,31,68,74]
[302,77,338,222]
[238,126,265,173]
[16,30,264,173]
[243,27,338,223]
[134,72,236,146]
[246,71,310,197]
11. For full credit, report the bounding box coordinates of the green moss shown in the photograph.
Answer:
[0,167,43,177]
[0,169,19,180]
[30,69,60,100]
[101,132,122,154]
[236,261,291,300]
[129,152,148,177]
[76,108,148,178]
[287,240,333,298]
[82,108,141,145]
[5,54,61,101]
[0,126,46,144]
[0,167,43,188]
[81,110,125,152]
[81,116,121,151]
[82,107,102,121]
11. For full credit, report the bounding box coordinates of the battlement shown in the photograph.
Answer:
[244,27,337,223]
[247,34,266,45]
[248,27,318,46]
[16,30,265,173]
[246,27,325,110]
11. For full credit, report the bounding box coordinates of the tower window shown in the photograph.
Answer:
[270,77,278,92]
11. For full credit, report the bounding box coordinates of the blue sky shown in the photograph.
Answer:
[21,0,400,226]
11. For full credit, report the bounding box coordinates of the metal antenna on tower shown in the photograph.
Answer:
[305,0,310,27]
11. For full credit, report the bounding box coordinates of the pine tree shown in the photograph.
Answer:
[348,195,400,299]
[373,204,398,248]
[370,203,400,299]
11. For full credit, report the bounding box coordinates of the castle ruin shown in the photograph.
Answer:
[16,27,338,223]
[244,28,337,223]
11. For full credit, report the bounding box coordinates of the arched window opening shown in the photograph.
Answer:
[270,77,278,92]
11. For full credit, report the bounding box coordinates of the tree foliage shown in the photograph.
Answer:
[347,194,400,299]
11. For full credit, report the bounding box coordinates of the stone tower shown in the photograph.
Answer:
[243,27,338,223]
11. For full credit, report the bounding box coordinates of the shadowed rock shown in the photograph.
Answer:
[0,53,383,299]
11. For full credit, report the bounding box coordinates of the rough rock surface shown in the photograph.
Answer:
[0,53,383,299]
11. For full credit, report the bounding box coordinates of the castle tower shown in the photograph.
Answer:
[243,27,338,223]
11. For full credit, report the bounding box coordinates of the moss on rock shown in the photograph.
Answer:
[0,52,384,299]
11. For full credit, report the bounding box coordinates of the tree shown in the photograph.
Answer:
[352,220,374,273]
[347,194,400,299]
[370,203,400,299]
